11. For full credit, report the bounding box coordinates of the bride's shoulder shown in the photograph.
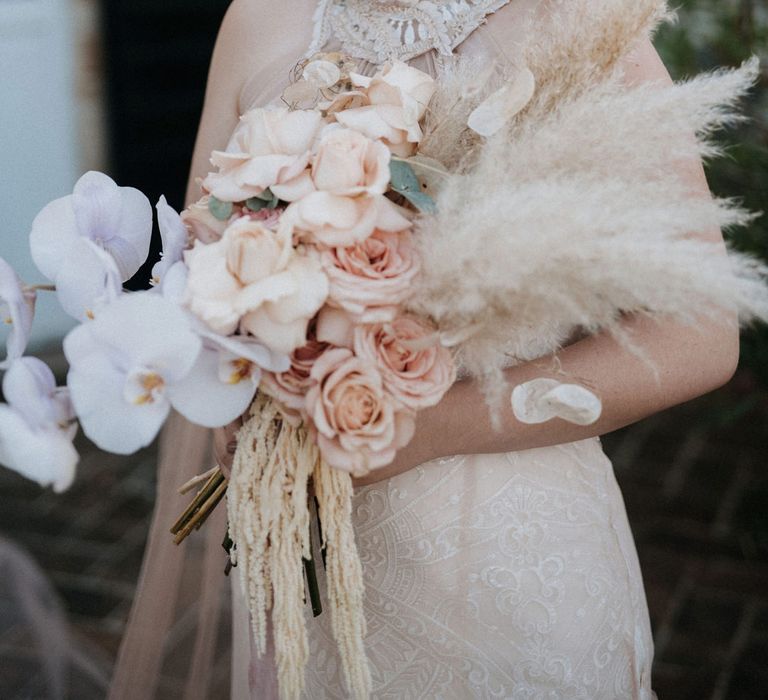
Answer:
[213,0,316,81]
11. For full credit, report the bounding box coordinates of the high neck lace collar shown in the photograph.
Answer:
[306,0,513,64]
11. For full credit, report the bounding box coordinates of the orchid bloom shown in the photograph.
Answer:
[0,257,36,368]
[29,171,152,320]
[63,291,203,453]
[0,357,78,492]
[151,196,188,289]
[55,238,123,321]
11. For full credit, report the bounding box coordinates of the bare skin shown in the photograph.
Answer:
[189,1,739,482]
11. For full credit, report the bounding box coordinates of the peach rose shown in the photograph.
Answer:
[202,107,323,202]
[181,196,228,243]
[333,61,436,157]
[321,229,420,322]
[353,315,456,410]
[260,334,329,426]
[305,348,415,475]
[183,217,328,353]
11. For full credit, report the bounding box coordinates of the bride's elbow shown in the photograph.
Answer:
[688,316,740,398]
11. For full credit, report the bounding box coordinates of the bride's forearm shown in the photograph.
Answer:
[352,312,738,487]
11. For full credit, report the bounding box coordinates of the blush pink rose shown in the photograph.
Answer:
[321,229,420,322]
[260,334,329,426]
[332,61,436,157]
[312,127,390,196]
[181,196,228,243]
[305,348,415,475]
[286,191,411,248]
[353,315,456,410]
[203,107,324,202]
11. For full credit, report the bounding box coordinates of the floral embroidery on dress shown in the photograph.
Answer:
[307,0,514,63]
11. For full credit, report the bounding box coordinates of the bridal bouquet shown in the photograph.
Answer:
[3,0,768,698]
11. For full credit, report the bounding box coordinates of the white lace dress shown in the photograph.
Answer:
[232,2,656,698]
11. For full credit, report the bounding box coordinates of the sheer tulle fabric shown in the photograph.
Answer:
[110,2,655,698]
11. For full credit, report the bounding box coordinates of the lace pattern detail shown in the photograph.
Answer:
[301,440,656,698]
[307,0,513,63]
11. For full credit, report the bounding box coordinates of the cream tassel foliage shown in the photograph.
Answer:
[312,451,371,700]
[227,393,370,700]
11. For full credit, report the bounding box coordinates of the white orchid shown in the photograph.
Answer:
[30,171,152,281]
[0,257,36,368]
[151,196,188,289]
[63,291,202,453]
[54,238,122,322]
[0,357,78,492]
[29,171,152,320]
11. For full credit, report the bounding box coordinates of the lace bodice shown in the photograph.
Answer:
[306,0,513,63]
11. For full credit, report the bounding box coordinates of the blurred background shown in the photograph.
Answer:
[0,0,766,697]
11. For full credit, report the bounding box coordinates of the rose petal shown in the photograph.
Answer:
[468,66,536,137]
[511,378,602,426]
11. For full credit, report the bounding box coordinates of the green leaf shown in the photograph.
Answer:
[389,159,421,194]
[389,159,437,213]
[245,197,269,212]
[208,195,233,221]
[401,189,437,214]
[254,187,275,202]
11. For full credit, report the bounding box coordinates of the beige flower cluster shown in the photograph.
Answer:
[179,57,455,475]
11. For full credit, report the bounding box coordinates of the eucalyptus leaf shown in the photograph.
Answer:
[254,188,275,202]
[401,189,437,214]
[389,159,437,213]
[389,159,421,194]
[208,195,233,221]
[245,197,269,212]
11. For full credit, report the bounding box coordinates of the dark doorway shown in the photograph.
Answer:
[100,0,231,288]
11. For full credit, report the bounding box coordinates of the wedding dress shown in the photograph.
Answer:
[229,2,657,698]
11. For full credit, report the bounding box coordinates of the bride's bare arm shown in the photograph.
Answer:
[352,38,740,487]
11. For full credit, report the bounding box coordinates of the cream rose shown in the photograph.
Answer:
[181,196,228,243]
[202,107,323,202]
[239,252,329,355]
[183,216,328,353]
[305,348,415,475]
[321,229,420,321]
[333,61,436,156]
[353,315,456,410]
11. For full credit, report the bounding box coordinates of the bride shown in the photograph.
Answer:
[112,1,738,698]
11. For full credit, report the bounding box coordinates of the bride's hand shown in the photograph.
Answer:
[213,416,244,480]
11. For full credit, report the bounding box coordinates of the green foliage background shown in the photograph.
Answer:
[655,1,768,386]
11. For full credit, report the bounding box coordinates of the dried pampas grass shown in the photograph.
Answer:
[419,0,673,172]
[517,0,674,125]
[408,55,767,411]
